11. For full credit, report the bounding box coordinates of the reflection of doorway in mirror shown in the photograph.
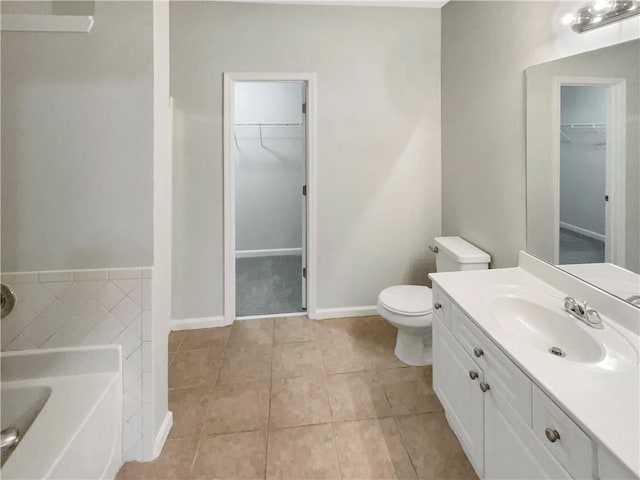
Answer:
[559,86,607,264]
[552,77,626,268]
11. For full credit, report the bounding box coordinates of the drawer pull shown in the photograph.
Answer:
[468,370,478,380]
[473,347,484,358]
[434,302,442,310]
[545,428,560,443]
[479,382,490,392]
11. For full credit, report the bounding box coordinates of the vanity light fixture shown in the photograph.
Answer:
[564,0,639,32]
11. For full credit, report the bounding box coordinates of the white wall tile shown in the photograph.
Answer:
[73,270,108,281]
[112,297,141,326]
[108,268,142,280]
[142,341,152,372]
[38,271,73,282]
[57,283,92,314]
[42,281,73,297]
[1,272,38,284]
[142,279,152,310]
[77,280,108,295]
[113,279,140,296]
[142,309,152,341]
[94,283,126,311]
[5,334,37,351]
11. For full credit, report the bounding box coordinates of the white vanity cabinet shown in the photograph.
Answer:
[433,284,578,480]
[433,317,485,472]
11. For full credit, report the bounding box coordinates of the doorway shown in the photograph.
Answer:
[223,73,317,323]
[552,77,626,267]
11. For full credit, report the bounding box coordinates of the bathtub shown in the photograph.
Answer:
[1,346,122,479]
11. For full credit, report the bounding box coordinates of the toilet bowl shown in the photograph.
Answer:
[377,285,433,366]
[377,236,491,367]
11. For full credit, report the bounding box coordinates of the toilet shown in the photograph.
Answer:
[377,236,490,366]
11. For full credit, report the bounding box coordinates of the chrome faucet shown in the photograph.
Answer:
[1,428,20,455]
[564,297,604,329]
[626,295,640,307]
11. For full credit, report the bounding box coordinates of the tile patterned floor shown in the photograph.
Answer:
[117,316,477,480]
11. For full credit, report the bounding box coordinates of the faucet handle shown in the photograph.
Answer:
[585,309,604,329]
[564,297,576,310]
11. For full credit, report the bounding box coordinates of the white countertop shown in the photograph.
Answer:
[430,265,640,477]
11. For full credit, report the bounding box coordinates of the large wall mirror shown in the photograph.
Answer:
[526,39,639,307]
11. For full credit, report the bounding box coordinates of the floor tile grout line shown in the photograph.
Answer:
[329,421,344,480]
[391,414,420,480]
[185,329,231,477]
[263,318,276,480]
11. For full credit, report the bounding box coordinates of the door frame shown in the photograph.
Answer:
[223,72,318,324]
[550,76,626,266]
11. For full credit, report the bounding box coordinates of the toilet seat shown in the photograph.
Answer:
[378,285,433,316]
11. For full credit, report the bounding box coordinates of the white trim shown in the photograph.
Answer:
[312,306,379,320]
[1,14,94,33]
[152,412,173,459]
[224,72,318,324]
[551,77,626,266]
[559,222,606,243]
[170,316,230,331]
[147,0,172,463]
[236,248,302,258]
[237,312,306,320]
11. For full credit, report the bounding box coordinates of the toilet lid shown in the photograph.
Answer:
[379,285,433,316]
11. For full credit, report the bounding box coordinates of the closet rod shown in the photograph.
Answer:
[560,123,606,128]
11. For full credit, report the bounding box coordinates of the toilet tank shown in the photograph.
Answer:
[434,236,491,272]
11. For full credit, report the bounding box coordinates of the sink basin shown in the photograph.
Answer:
[481,285,637,371]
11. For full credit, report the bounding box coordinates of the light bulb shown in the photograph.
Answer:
[589,0,615,13]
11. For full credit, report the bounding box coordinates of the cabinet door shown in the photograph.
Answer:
[485,386,572,480]
[433,318,485,476]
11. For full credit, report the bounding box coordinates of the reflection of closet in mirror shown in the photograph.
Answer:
[559,85,608,265]
[552,78,627,269]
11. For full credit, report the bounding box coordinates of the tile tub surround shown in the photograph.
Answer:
[117,316,477,480]
[0,268,152,461]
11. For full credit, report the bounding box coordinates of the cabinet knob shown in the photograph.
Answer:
[434,303,442,310]
[545,428,560,443]
[468,371,478,380]
[473,347,484,358]
[479,382,490,392]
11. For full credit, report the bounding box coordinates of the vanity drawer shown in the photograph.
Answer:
[532,385,594,480]
[432,284,451,329]
[451,302,532,424]
[451,301,489,369]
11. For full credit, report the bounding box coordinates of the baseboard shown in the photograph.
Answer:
[237,312,306,320]
[560,222,605,242]
[312,305,378,320]
[152,411,173,459]
[236,248,302,258]
[169,316,230,331]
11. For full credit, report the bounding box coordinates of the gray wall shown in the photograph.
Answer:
[171,2,441,319]
[1,1,154,272]
[234,82,305,252]
[441,0,638,269]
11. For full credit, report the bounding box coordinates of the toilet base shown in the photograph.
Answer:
[394,327,432,366]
